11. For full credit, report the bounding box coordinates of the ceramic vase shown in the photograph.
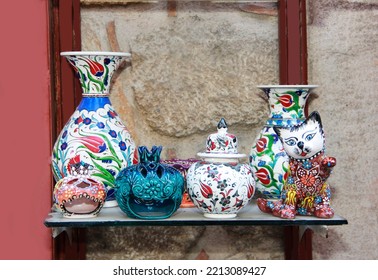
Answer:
[187,118,256,218]
[249,85,317,199]
[53,162,107,218]
[115,146,184,219]
[51,51,137,207]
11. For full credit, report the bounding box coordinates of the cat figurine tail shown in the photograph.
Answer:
[257,111,336,219]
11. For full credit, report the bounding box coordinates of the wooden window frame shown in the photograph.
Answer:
[49,0,85,260]
[49,0,311,260]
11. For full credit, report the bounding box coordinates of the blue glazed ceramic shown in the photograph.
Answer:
[115,146,184,219]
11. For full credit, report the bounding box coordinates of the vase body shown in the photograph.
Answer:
[187,158,255,218]
[115,146,184,219]
[51,51,137,207]
[249,85,317,199]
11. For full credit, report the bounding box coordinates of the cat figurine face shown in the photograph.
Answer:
[274,111,324,160]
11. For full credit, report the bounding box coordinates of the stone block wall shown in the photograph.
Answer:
[80,0,378,259]
[81,1,283,260]
[307,0,378,260]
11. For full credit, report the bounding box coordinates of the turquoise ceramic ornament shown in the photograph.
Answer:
[115,146,184,219]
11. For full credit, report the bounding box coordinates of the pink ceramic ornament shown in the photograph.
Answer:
[53,162,107,218]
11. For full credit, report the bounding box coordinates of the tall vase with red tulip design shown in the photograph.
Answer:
[249,85,317,200]
[51,51,137,207]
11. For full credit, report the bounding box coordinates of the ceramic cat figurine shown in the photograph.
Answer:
[257,111,336,219]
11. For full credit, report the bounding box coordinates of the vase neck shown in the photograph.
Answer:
[262,87,313,125]
[265,117,306,127]
[77,96,111,112]
[62,53,126,94]
[82,92,110,97]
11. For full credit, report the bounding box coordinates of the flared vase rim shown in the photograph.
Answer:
[257,85,318,89]
[60,51,131,57]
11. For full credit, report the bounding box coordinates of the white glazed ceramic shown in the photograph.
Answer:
[186,118,256,218]
[51,51,137,208]
[249,85,318,200]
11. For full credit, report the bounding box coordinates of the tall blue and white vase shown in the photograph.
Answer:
[249,85,317,200]
[51,51,138,207]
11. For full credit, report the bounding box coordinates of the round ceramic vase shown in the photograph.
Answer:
[51,51,137,207]
[53,163,107,218]
[187,119,255,218]
[115,146,184,220]
[249,85,317,200]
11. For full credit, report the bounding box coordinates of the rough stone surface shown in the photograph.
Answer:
[86,226,206,259]
[80,0,378,260]
[81,2,278,159]
[86,225,284,260]
[307,0,378,259]
[184,226,284,260]
[81,2,283,260]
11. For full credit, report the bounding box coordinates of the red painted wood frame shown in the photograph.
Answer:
[278,0,312,260]
[49,0,85,260]
[49,0,311,260]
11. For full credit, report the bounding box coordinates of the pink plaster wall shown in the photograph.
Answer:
[0,0,53,259]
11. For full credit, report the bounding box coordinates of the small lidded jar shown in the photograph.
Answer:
[186,118,256,218]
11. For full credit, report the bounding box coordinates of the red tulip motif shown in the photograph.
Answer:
[80,135,107,153]
[247,183,255,199]
[82,57,104,77]
[67,155,81,174]
[256,137,268,153]
[278,94,293,108]
[200,181,213,199]
[255,168,271,185]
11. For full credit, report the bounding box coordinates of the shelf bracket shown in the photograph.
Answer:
[299,225,329,240]
[51,227,73,242]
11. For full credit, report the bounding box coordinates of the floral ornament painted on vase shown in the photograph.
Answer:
[187,162,255,218]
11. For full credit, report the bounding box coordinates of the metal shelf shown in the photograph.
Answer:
[44,201,348,228]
